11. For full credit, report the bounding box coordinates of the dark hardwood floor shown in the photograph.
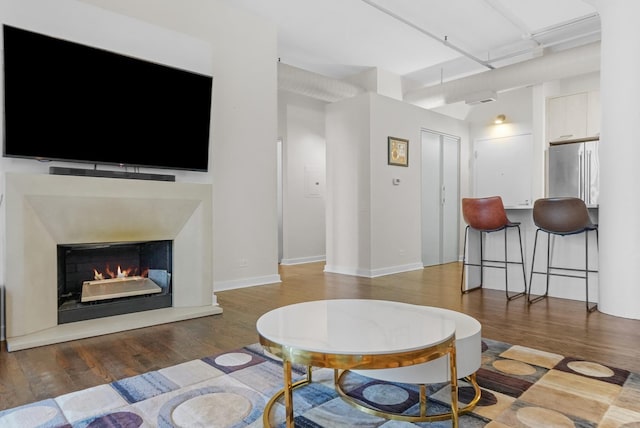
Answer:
[1,261,639,411]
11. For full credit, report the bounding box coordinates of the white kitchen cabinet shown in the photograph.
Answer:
[547,92,588,142]
[546,91,600,142]
[587,90,601,137]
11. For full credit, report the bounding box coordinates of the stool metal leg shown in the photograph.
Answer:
[528,229,549,304]
[462,225,526,299]
[460,226,468,293]
[461,226,484,294]
[504,225,526,301]
[528,228,598,312]
[545,231,551,297]
[585,230,598,312]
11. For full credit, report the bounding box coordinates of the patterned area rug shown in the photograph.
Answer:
[1,338,639,427]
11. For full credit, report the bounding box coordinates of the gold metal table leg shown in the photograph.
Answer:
[283,360,294,427]
[449,345,458,427]
[262,364,314,427]
[419,384,427,417]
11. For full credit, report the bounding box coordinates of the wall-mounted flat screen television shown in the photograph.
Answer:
[2,24,213,172]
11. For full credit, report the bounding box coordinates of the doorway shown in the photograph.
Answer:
[277,138,283,263]
[421,129,460,267]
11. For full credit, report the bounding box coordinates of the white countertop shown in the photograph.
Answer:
[504,205,533,210]
[505,204,599,210]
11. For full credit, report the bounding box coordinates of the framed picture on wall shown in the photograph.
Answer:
[388,137,409,167]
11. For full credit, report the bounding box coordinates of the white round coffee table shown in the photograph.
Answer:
[257,299,469,427]
[351,305,482,418]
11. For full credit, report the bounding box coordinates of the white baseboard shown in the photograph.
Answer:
[324,263,424,278]
[214,274,282,292]
[280,255,326,265]
[369,263,424,277]
[323,265,371,277]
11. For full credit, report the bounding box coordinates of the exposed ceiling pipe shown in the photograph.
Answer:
[278,62,365,102]
[403,40,601,109]
[531,13,599,39]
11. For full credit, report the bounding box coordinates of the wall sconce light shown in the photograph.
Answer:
[494,114,506,124]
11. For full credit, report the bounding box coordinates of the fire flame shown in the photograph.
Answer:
[93,264,144,281]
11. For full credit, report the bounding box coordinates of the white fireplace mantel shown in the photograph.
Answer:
[4,172,222,351]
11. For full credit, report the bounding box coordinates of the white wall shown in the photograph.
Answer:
[544,71,600,98]
[278,91,327,265]
[465,86,542,204]
[0,0,280,300]
[326,92,469,277]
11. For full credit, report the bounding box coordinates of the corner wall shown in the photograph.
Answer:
[326,92,469,277]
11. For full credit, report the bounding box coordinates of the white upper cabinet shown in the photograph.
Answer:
[546,91,600,142]
[547,92,588,142]
[587,90,601,138]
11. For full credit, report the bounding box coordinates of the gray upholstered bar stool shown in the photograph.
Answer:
[460,196,527,300]
[527,197,598,312]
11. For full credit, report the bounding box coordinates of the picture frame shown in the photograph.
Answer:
[388,137,409,167]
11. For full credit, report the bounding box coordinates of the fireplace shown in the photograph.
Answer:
[5,172,222,351]
[58,240,173,324]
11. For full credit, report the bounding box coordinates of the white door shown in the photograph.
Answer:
[421,130,460,266]
[441,135,460,263]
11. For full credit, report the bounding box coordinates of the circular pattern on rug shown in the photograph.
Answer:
[567,361,614,378]
[0,406,58,426]
[493,359,537,376]
[172,393,251,427]
[214,352,252,367]
[362,384,409,406]
[87,411,143,427]
[516,406,574,427]
[157,385,263,428]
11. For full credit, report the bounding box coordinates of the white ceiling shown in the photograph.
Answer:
[224,0,600,97]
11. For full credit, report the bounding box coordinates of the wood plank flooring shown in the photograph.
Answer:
[1,261,639,411]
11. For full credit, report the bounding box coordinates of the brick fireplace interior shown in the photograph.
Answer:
[58,240,173,324]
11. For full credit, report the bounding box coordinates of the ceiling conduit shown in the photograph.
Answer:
[278,62,365,103]
[403,40,601,109]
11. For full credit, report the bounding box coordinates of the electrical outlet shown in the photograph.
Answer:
[239,258,248,267]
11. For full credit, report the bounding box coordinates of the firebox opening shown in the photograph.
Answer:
[57,240,172,324]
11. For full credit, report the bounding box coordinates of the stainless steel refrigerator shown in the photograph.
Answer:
[548,138,599,206]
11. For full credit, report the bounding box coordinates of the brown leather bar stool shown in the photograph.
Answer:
[460,196,527,300]
[527,197,598,312]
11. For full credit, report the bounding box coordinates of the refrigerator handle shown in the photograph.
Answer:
[587,151,592,205]
[579,152,584,200]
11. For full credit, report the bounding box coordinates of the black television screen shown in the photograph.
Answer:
[2,24,213,172]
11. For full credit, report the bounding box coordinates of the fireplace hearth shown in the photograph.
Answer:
[58,240,173,324]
